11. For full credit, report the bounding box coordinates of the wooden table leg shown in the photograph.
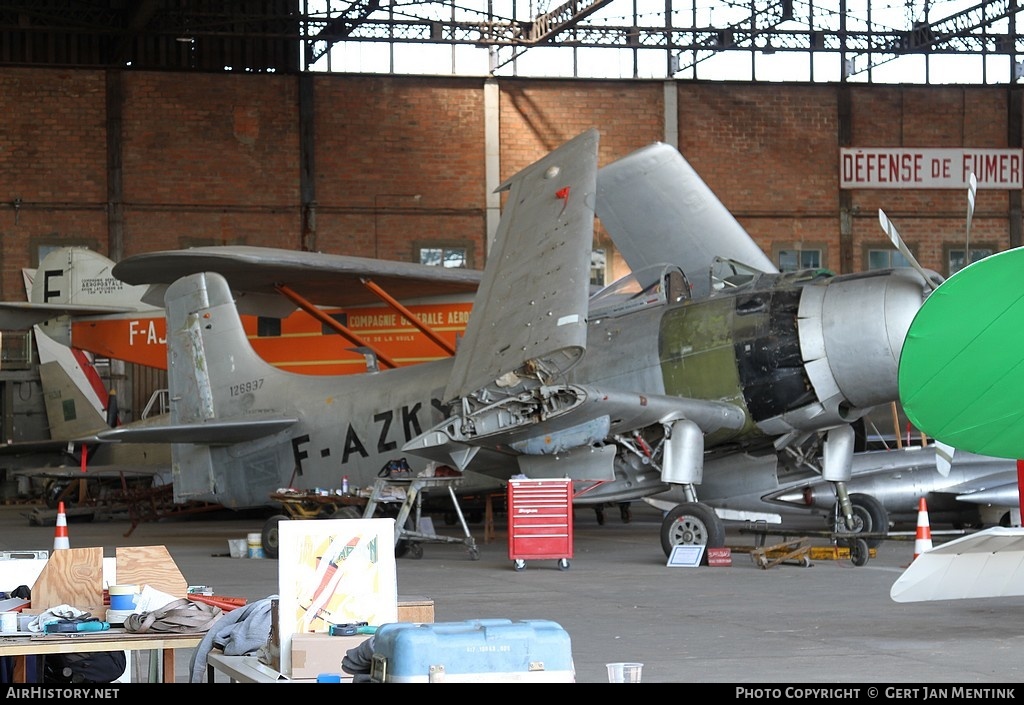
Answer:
[162,649,175,683]
[484,494,494,544]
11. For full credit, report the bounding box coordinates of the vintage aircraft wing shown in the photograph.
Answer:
[890,527,1024,602]
[595,141,778,299]
[899,246,1024,459]
[112,246,483,312]
[405,130,747,477]
[443,128,597,399]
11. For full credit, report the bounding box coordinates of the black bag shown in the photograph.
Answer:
[43,652,127,684]
[378,457,412,478]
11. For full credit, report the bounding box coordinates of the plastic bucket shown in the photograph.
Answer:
[228,538,247,558]
[108,585,138,611]
[0,611,17,633]
[247,532,264,559]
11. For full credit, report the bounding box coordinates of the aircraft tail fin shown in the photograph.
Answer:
[27,247,159,347]
[34,327,110,439]
[161,270,297,506]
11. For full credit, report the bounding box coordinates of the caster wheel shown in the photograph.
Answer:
[849,538,870,567]
[513,559,526,571]
[408,542,424,559]
[557,558,570,571]
[469,547,480,561]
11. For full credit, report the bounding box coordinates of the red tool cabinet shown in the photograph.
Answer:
[506,478,573,571]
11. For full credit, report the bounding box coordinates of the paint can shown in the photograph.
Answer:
[108,584,138,611]
[247,532,264,559]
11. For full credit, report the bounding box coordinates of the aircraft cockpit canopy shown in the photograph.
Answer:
[588,263,689,318]
[709,257,763,292]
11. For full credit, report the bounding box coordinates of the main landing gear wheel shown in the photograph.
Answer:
[261,514,288,560]
[833,493,889,549]
[660,502,726,562]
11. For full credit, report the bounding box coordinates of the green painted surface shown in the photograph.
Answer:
[898,246,1024,459]
[659,297,758,445]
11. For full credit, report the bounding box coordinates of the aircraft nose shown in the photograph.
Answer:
[799,268,933,416]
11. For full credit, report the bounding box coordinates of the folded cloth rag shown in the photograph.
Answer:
[28,605,90,633]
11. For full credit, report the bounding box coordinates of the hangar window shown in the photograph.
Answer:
[776,247,822,272]
[866,247,914,270]
[946,246,994,276]
[419,246,468,268]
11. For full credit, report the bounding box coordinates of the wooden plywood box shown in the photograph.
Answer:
[397,596,434,624]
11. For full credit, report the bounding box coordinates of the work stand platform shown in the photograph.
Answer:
[363,476,480,560]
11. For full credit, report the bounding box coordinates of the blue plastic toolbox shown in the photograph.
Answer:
[369,618,574,683]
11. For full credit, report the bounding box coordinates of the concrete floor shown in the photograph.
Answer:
[2,501,1022,685]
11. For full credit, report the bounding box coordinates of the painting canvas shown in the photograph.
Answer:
[278,517,398,676]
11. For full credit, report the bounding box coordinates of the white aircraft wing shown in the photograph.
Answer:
[112,246,483,311]
[890,527,1024,602]
[596,141,778,299]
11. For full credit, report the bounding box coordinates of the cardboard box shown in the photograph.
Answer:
[289,633,368,679]
[397,596,434,623]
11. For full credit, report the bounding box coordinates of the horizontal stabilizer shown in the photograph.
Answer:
[0,302,135,330]
[94,417,297,445]
[890,527,1024,602]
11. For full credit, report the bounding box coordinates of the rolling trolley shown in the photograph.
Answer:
[507,478,573,571]
[362,475,479,560]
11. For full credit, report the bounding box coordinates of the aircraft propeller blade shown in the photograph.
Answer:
[878,209,940,293]
[934,441,954,477]
[964,171,977,265]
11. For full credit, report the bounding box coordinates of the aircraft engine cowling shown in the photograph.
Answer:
[744,267,933,438]
[796,267,932,416]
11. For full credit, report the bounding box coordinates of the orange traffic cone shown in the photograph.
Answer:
[913,497,932,560]
[53,500,70,550]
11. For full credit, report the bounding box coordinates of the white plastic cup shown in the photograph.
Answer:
[606,662,643,683]
[0,611,18,634]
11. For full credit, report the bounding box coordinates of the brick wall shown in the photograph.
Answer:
[0,67,1019,299]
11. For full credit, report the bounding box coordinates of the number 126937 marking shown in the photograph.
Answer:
[230,379,264,396]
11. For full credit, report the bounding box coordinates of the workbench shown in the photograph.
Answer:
[0,630,203,683]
